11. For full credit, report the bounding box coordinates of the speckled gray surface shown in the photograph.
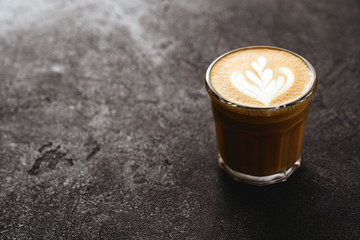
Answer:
[0,0,359,239]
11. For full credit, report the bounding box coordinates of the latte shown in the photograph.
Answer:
[205,46,318,185]
[209,47,314,107]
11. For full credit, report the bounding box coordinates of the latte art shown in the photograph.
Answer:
[209,47,313,107]
[230,57,294,106]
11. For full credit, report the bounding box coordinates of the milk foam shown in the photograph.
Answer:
[230,56,294,106]
[210,48,313,107]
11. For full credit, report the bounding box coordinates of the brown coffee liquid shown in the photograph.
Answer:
[210,97,311,176]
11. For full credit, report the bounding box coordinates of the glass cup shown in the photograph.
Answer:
[205,46,318,186]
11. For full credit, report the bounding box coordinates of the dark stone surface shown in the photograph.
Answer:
[0,0,359,239]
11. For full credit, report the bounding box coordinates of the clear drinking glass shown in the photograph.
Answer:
[205,46,318,186]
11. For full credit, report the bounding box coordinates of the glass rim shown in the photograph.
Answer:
[205,46,318,110]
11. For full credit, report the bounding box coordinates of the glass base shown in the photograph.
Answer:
[218,153,301,186]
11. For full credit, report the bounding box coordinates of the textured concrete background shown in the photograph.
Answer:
[0,0,359,239]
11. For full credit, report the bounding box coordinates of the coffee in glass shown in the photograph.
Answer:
[205,46,317,186]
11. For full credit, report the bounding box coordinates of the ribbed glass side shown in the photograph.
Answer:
[211,99,310,178]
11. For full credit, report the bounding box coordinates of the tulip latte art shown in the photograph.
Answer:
[210,48,314,107]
